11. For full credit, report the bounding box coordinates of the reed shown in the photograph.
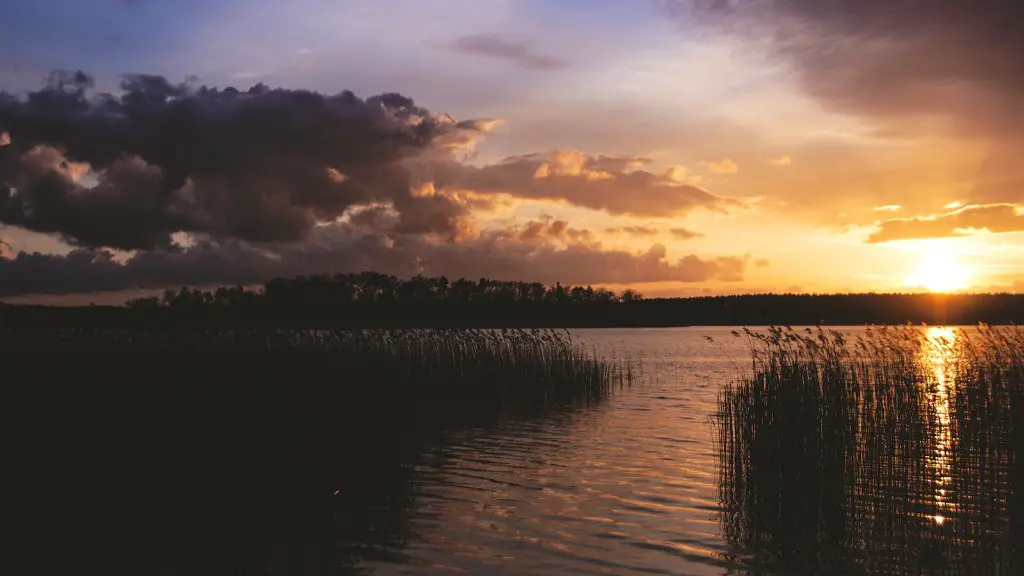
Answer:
[5,327,634,574]
[4,326,634,411]
[715,325,1024,574]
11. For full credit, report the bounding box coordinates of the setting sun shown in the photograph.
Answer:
[905,249,973,292]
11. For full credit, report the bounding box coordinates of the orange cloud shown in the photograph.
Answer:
[606,226,659,237]
[502,217,596,246]
[705,159,739,174]
[664,165,688,182]
[443,150,732,218]
[868,204,1024,243]
[669,228,704,240]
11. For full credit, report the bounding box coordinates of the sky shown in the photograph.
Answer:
[1,0,1023,303]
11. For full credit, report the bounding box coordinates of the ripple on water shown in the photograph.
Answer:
[360,328,739,576]
[359,327,1011,575]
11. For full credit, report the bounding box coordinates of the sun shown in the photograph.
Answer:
[904,249,973,292]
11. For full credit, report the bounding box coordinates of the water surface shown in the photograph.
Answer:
[345,326,1022,575]
[349,328,775,574]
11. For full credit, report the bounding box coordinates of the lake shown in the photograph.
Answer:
[11,325,1019,575]
[359,328,737,575]
[340,326,1022,575]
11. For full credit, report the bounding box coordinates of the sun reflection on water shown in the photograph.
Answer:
[922,326,957,525]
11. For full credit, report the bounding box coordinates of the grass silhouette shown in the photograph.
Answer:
[6,327,634,575]
[715,325,1024,574]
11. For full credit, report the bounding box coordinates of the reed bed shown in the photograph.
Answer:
[715,325,1024,574]
[4,327,634,574]
[4,327,634,410]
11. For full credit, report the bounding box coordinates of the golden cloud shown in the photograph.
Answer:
[868,203,1024,243]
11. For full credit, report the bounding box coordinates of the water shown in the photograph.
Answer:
[345,327,794,574]
[17,326,1017,574]
[339,326,1024,575]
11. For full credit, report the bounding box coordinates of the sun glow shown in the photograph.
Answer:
[904,248,973,292]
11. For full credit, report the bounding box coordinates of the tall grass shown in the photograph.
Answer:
[4,327,634,574]
[715,325,1024,574]
[5,326,634,402]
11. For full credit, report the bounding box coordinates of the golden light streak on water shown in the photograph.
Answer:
[922,326,957,525]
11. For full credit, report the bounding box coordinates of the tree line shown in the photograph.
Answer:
[125,272,645,310]
[5,271,1024,328]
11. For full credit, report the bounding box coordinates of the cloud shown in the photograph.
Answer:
[874,205,901,212]
[447,34,567,70]
[0,71,494,251]
[867,204,1024,243]
[675,1,1024,136]
[499,216,596,246]
[669,227,704,240]
[664,165,688,182]
[705,159,738,174]
[673,0,1024,204]
[0,224,751,296]
[605,226,659,237]
[444,150,732,217]
[0,70,752,298]
[768,155,791,167]
[754,258,770,268]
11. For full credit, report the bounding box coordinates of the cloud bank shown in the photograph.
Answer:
[0,224,749,296]
[0,71,745,297]
[0,71,495,250]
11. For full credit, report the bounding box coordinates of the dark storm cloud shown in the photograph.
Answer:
[868,204,1024,243]
[448,34,567,70]
[0,71,491,250]
[0,224,750,296]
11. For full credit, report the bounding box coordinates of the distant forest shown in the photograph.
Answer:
[3,271,1024,328]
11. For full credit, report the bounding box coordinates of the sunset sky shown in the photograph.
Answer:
[1,0,1022,303]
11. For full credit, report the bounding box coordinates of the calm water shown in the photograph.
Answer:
[364,328,741,575]
[312,328,854,574]
[338,326,1023,575]
[19,325,1018,574]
